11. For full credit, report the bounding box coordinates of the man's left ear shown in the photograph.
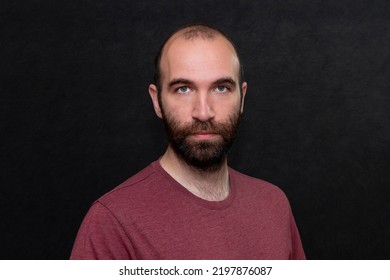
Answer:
[240,82,247,114]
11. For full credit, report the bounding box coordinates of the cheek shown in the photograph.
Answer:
[161,101,191,124]
[162,95,193,114]
[214,98,241,116]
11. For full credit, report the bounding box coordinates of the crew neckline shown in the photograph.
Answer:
[151,160,236,210]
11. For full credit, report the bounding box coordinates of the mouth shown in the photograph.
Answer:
[190,131,219,140]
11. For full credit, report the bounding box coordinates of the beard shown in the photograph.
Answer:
[161,109,241,172]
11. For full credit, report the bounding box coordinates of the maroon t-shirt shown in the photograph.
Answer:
[70,160,305,259]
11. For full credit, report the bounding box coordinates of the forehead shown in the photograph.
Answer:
[160,34,240,82]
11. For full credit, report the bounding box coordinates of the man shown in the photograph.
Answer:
[70,23,305,259]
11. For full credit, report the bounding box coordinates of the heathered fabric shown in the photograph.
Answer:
[71,160,305,259]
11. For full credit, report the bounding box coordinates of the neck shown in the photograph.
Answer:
[160,146,230,201]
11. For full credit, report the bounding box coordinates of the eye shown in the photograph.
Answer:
[177,86,190,94]
[215,85,229,93]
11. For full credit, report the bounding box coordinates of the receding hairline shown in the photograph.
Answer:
[175,24,220,40]
[162,24,236,56]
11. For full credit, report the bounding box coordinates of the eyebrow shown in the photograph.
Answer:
[212,77,237,87]
[168,77,237,89]
[168,79,194,88]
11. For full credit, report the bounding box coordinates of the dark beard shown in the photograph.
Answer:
[161,111,241,172]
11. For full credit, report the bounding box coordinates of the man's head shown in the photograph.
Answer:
[149,23,247,171]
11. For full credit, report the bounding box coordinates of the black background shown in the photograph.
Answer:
[1,0,389,259]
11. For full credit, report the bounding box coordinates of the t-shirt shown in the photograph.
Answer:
[70,160,305,259]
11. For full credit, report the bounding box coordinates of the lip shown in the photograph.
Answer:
[191,131,218,140]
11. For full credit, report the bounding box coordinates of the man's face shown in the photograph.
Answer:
[151,34,247,171]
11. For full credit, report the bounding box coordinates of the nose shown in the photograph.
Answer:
[191,92,215,122]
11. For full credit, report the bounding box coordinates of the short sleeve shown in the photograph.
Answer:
[289,211,306,260]
[70,202,135,260]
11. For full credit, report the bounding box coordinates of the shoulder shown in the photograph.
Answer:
[229,168,289,204]
[96,161,164,209]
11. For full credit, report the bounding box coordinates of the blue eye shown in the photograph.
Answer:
[177,86,189,93]
[216,86,228,92]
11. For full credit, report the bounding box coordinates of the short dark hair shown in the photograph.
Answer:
[153,23,244,93]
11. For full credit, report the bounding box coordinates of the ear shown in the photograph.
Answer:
[149,84,163,119]
[240,82,247,114]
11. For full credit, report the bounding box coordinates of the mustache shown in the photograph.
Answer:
[167,115,240,141]
[186,120,218,133]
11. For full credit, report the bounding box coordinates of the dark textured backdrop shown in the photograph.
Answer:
[1,0,389,259]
